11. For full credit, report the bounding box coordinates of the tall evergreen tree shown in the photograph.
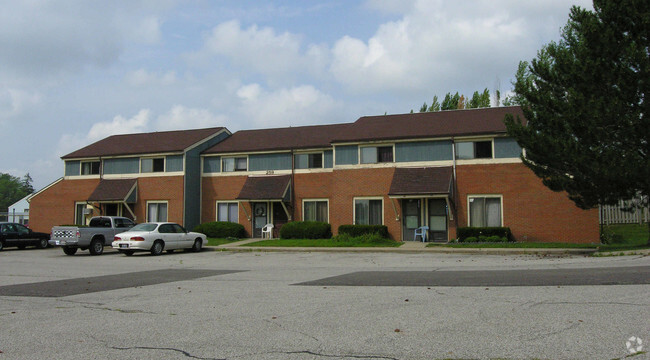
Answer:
[504,0,649,242]
[0,173,34,212]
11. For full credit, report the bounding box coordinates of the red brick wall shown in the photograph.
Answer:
[29,176,186,233]
[29,179,100,233]
[202,176,251,235]
[135,176,185,224]
[456,163,599,243]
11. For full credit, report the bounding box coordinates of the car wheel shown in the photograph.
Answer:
[89,238,104,256]
[150,241,164,256]
[37,238,49,249]
[0,241,5,251]
[119,250,135,256]
[17,244,26,250]
[62,246,78,256]
[192,239,202,252]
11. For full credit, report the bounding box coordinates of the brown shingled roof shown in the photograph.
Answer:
[237,175,291,201]
[203,123,351,154]
[87,179,137,202]
[332,106,525,143]
[62,127,226,159]
[389,167,453,196]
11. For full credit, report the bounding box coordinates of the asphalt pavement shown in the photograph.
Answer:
[0,247,648,360]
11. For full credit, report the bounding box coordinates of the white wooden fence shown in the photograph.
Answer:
[599,198,649,225]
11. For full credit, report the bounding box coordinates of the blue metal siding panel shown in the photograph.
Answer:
[103,158,139,174]
[335,145,358,165]
[166,155,183,172]
[185,131,230,231]
[203,156,221,173]
[494,137,522,158]
[395,140,452,162]
[249,153,292,171]
[65,161,80,176]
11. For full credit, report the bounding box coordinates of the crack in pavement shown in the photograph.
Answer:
[81,304,156,314]
[111,345,225,360]
[526,300,649,309]
[274,350,401,359]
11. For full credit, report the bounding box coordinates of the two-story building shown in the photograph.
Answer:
[29,107,599,243]
[201,107,598,243]
[29,127,230,233]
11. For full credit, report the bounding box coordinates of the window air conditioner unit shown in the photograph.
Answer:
[83,208,92,215]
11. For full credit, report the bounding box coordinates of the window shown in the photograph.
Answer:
[75,203,87,225]
[147,202,168,222]
[303,200,328,222]
[295,153,323,169]
[81,161,100,175]
[141,158,165,173]
[354,199,383,225]
[114,218,135,228]
[360,146,393,164]
[222,157,247,172]
[468,196,502,227]
[456,140,493,159]
[14,224,29,235]
[217,202,238,222]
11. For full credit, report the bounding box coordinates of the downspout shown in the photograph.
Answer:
[290,148,295,222]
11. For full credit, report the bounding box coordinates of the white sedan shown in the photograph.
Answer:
[112,222,206,256]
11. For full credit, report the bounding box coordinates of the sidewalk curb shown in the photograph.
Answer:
[205,245,599,256]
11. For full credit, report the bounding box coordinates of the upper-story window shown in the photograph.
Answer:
[295,153,323,169]
[141,157,165,173]
[81,161,100,175]
[360,146,393,164]
[223,157,247,172]
[456,140,492,159]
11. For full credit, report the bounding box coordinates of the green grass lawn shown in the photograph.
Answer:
[426,242,598,249]
[242,238,402,248]
[598,223,650,252]
[207,238,241,246]
[426,223,649,252]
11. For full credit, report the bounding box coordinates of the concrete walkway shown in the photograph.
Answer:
[210,238,604,255]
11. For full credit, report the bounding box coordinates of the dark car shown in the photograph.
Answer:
[0,222,50,251]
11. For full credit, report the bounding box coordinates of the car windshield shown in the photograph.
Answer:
[129,223,158,232]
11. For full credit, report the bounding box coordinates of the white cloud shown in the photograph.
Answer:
[0,88,41,118]
[331,0,592,95]
[56,109,151,158]
[235,83,340,128]
[191,20,328,81]
[155,105,227,131]
[126,69,177,86]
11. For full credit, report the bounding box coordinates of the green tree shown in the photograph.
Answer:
[419,102,428,112]
[427,95,441,112]
[504,0,649,242]
[441,92,461,110]
[0,173,34,212]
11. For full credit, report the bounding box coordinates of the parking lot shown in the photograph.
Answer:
[1,247,648,359]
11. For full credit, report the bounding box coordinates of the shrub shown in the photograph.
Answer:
[193,221,245,238]
[332,233,396,246]
[461,236,478,243]
[338,224,389,238]
[280,221,331,239]
[457,227,513,242]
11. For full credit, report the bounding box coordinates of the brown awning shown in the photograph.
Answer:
[87,179,138,202]
[236,175,291,201]
[388,167,453,197]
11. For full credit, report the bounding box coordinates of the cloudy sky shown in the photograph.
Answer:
[1,0,591,190]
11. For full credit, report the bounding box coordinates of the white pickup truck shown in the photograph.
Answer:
[50,216,135,256]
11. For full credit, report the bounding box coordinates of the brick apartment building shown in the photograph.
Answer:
[30,107,599,243]
[201,106,598,243]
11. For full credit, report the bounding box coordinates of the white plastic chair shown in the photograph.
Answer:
[261,224,274,239]
[414,226,429,242]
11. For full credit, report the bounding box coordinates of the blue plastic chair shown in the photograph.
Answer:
[414,226,429,242]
